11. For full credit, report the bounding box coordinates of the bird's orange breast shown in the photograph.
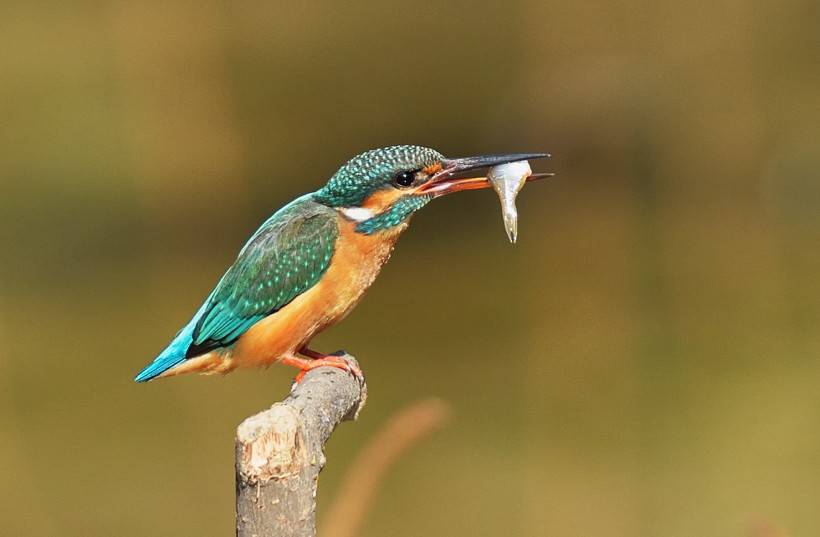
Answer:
[227,217,407,369]
[160,216,408,378]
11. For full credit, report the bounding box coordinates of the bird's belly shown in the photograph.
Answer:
[230,222,404,369]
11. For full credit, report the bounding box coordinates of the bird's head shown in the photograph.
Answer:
[314,145,550,234]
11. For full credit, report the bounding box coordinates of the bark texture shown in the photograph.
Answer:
[235,355,366,537]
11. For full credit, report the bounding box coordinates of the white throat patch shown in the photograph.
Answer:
[340,207,376,222]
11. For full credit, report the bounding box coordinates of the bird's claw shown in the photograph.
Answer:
[290,353,364,387]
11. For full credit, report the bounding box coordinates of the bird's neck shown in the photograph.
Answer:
[353,194,431,234]
[315,188,432,236]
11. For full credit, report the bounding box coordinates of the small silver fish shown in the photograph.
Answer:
[488,160,532,243]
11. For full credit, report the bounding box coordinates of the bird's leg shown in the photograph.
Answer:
[298,348,325,360]
[281,348,364,384]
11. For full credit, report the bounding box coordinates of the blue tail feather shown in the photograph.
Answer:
[134,301,210,382]
[134,321,194,382]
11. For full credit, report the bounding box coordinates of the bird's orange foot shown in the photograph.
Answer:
[282,351,364,385]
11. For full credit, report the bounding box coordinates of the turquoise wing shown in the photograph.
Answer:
[187,197,339,356]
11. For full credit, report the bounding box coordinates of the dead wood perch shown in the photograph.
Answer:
[235,354,367,537]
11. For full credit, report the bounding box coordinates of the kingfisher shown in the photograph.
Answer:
[135,145,549,383]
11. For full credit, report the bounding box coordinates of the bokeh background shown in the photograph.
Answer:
[1,1,819,536]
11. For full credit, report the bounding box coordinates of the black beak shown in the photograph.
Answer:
[417,152,551,196]
[441,152,550,174]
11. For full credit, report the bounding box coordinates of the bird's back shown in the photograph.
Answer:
[135,194,340,381]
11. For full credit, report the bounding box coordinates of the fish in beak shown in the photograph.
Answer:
[416,152,552,197]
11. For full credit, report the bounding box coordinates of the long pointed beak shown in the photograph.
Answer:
[417,152,551,196]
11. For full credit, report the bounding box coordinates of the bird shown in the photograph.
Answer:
[135,145,549,383]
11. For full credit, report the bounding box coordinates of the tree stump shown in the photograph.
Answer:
[235,354,366,537]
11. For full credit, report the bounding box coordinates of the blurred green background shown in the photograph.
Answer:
[1,1,819,536]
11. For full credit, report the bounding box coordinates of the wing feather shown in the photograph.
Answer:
[187,196,339,357]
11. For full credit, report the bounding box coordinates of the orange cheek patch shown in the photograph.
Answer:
[360,188,406,212]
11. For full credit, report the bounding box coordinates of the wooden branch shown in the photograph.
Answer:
[235,354,367,537]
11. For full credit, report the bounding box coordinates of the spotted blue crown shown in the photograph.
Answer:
[314,145,443,207]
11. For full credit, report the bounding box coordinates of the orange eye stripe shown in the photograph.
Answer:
[361,189,406,211]
[422,162,442,175]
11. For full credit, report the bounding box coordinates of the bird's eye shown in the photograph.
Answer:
[394,171,415,188]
